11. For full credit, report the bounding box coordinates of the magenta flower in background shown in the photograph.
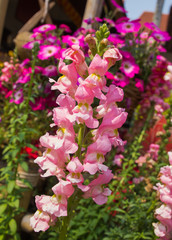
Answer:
[135,78,144,92]
[33,24,56,33]
[115,20,141,34]
[23,40,42,49]
[62,35,80,46]
[151,31,171,42]
[42,65,58,77]
[113,72,130,87]
[38,45,60,60]
[110,0,127,13]
[144,22,160,31]
[59,24,72,33]
[30,97,46,111]
[108,34,125,46]
[120,60,140,78]
[9,89,24,104]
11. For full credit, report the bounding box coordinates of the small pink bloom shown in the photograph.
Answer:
[135,78,144,92]
[30,97,46,111]
[113,72,130,87]
[38,45,60,60]
[59,24,72,33]
[84,170,113,205]
[30,210,51,232]
[62,35,80,46]
[103,48,122,69]
[110,0,127,13]
[151,31,171,42]
[10,89,24,104]
[33,24,56,33]
[66,157,84,184]
[73,103,99,129]
[113,154,124,166]
[89,54,108,76]
[52,180,74,198]
[120,60,139,78]
[115,20,141,34]
[42,65,58,77]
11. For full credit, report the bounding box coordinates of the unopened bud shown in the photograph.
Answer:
[99,38,109,54]
[84,34,97,56]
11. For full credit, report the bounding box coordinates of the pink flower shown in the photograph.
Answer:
[115,20,141,34]
[30,97,46,111]
[30,195,56,232]
[42,65,58,77]
[52,180,74,198]
[113,154,124,166]
[152,222,167,237]
[35,148,67,179]
[151,31,171,42]
[59,24,72,33]
[38,45,60,60]
[108,34,125,46]
[40,126,78,154]
[23,40,42,49]
[63,45,88,78]
[160,166,172,189]
[62,35,80,46]
[66,157,84,184]
[30,210,52,232]
[84,170,113,205]
[73,103,99,128]
[120,60,139,78]
[135,78,144,92]
[33,24,56,33]
[83,135,111,174]
[89,54,108,76]
[75,84,95,105]
[98,106,128,137]
[50,60,78,96]
[103,48,122,69]
[113,72,130,87]
[110,0,127,13]
[10,89,24,104]
[34,195,67,218]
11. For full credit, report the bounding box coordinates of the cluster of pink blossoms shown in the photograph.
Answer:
[30,43,128,232]
[139,56,172,119]
[153,152,172,239]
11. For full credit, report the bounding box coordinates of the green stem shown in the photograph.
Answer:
[75,124,85,160]
[114,104,154,194]
[58,192,81,240]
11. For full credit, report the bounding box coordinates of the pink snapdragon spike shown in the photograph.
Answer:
[153,153,172,239]
[31,29,127,235]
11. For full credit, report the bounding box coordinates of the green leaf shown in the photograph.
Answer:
[0,235,4,240]
[19,162,28,172]
[7,181,15,193]
[0,204,7,214]
[9,218,17,235]
[12,199,20,209]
